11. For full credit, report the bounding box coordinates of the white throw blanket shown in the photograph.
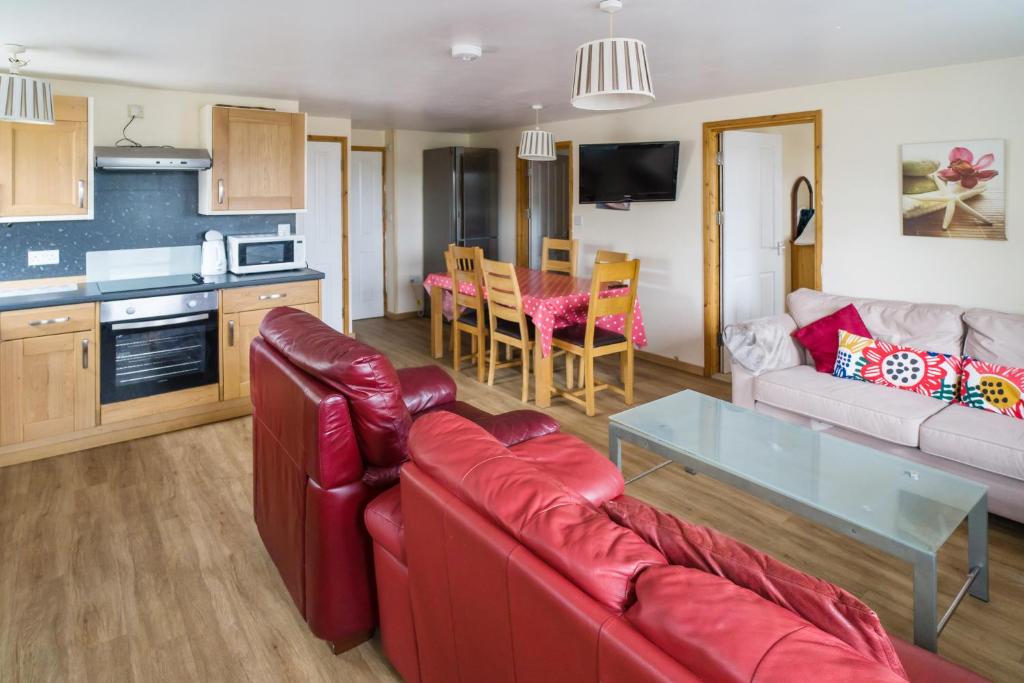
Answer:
[723,315,803,375]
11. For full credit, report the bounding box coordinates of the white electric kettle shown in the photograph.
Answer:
[201,230,227,276]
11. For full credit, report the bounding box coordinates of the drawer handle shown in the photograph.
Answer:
[217,179,225,205]
[81,338,89,369]
[258,293,286,301]
[29,316,71,327]
[77,179,86,209]
[228,319,235,346]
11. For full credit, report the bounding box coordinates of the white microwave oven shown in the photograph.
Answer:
[227,234,307,275]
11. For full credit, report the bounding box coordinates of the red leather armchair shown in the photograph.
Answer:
[250,307,558,652]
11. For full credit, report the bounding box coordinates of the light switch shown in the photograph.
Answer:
[574,215,583,227]
[27,249,59,266]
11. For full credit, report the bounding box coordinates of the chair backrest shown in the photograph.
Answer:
[595,249,628,264]
[540,237,578,277]
[447,244,485,323]
[584,259,640,346]
[480,259,528,340]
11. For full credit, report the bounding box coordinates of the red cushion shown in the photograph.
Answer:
[508,432,624,505]
[397,365,457,413]
[626,566,907,683]
[604,495,906,678]
[408,412,665,612]
[792,303,871,373]
[260,307,411,467]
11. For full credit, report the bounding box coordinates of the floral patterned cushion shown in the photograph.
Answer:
[833,330,962,403]
[960,358,1024,420]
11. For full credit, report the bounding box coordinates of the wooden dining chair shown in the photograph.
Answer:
[480,259,533,402]
[448,244,487,382]
[594,249,628,264]
[550,259,640,416]
[540,237,579,277]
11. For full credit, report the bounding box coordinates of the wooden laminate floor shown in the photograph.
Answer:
[1,316,1021,682]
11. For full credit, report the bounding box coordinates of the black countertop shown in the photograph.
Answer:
[0,268,325,313]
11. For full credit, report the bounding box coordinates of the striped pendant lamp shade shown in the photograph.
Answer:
[571,37,654,111]
[518,129,556,162]
[0,74,55,125]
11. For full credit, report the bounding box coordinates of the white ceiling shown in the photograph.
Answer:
[8,1,1024,132]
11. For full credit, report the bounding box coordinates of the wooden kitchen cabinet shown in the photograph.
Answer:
[0,95,93,221]
[220,282,321,400]
[0,328,96,447]
[200,105,306,214]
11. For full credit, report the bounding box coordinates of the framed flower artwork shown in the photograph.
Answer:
[900,139,1005,240]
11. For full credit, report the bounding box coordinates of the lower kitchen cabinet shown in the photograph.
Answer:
[0,330,96,446]
[221,302,319,399]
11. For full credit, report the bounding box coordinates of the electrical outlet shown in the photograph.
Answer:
[277,224,291,236]
[27,249,59,266]
[128,104,144,119]
[574,215,583,227]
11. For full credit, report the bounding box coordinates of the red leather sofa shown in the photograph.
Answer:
[250,307,559,652]
[365,411,986,682]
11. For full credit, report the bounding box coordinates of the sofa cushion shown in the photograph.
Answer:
[959,358,1024,420]
[604,495,906,677]
[834,331,963,404]
[626,566,907,683]
[508,432,624,505]
[920,404,1024,481]
[397,365,457,414]
[788,289,965,356]
[963,308,1024,368]
[414,401,560,447]
[260,307,412,467]
[792,303,871,373]
[408,412,664,612]
[755,365,946,446]
[364,485,405,561]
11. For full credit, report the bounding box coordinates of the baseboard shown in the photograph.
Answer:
[385,310,420,320]
[635,350,705,377]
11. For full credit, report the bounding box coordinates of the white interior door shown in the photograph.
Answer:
[721,130,784,372]
[297,140,344,332]
[350,150,385,320]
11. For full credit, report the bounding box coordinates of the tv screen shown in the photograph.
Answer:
[579,141,680,203]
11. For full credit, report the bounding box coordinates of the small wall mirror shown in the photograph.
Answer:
[791,176,814,243]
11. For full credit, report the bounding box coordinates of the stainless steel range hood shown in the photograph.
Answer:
[95,146,212,171]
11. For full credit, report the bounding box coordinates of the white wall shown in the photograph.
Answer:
[389,129,472,314]
[353,129,386,147]
[470,56,1024,368]
[308,116,353,138]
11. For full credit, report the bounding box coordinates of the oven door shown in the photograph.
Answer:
[100,311,219,404]
[234,238,296,273]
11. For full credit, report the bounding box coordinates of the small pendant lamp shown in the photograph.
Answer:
[0,45,55,125]
[518,104,556,162]
[571,0,655,111]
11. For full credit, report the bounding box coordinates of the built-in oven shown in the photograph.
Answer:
[99,292,219,404]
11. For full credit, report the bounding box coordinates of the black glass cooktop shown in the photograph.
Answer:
[95,273,204,294]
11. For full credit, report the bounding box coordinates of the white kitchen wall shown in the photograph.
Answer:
[353,129,386,146]
[470,56,1023,368]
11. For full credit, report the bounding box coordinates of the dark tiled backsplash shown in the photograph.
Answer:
[0,170,293,280]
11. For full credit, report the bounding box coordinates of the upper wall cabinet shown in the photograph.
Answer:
[0,95,94,222]
[199,105,307,215]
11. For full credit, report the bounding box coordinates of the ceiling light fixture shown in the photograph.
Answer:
[451,44,483,62]
[0,44,54,125]
[518,104,556,162]
[571,0,655,111]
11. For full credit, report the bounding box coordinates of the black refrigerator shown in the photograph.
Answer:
[422,146,499,312]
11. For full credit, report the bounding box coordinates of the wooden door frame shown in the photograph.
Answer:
[702,110,822,377]
[515,140,574,267]
[307,135,350,334]
[351,145,388,317]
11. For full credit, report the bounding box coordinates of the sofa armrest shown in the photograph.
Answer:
[398,366,457,414]
[722,314,803,376]
[474,410,560,447]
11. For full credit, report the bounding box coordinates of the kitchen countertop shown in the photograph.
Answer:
[0,268,325,313]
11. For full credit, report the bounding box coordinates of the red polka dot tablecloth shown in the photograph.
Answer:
[423,267,648,357]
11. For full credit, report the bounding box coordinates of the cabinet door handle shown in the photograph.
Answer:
[258,293,286,301]
[81,338,89,369]
[77,179,86,208]
[29,316,71,327]
[217,179,225,205]
[228,319,235,346]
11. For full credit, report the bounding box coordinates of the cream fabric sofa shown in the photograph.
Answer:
[728,289,1024,523]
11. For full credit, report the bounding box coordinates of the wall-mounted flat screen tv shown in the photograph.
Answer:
[579,141,680,203]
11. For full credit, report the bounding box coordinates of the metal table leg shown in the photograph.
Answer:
[913,552,939,652]
[608,425,622,470]
[968,494,990,602]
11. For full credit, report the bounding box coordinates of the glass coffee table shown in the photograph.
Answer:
[608,390,989,652]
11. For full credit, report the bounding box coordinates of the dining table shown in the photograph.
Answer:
[422,266,648,407]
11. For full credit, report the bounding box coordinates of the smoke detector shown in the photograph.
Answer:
[451,44,482,62]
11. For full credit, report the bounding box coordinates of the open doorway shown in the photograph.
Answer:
[702,110,822,376]
[515,140,574,266]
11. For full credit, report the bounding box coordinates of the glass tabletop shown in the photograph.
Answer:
[609,390,987,554]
